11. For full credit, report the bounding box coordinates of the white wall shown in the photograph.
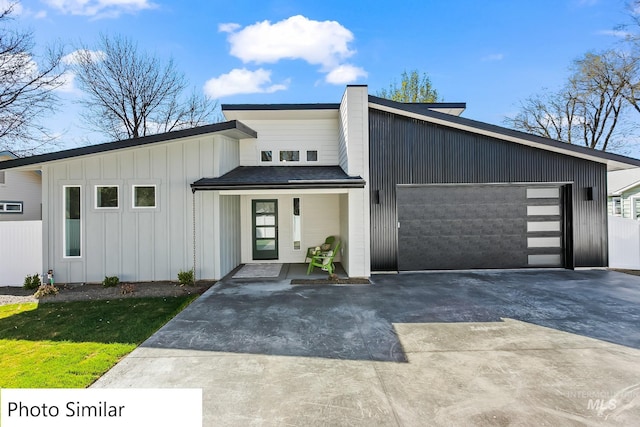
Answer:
[239,193,341,264]
[42,133,240,284]
[0,169,41,221]
[0,221,42,286]
[239,119,339,166]
[609,216,640,269]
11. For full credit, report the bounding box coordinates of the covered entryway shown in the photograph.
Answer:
[396,183,569,270]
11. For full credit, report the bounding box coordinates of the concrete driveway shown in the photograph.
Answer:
[93,269,640,426]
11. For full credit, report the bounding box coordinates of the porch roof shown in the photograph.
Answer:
[191,166,365,191]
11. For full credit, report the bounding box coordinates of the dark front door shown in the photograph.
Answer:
[252,200,278,260]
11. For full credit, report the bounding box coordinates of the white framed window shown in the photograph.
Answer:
[279,150,299,162]
[612,196,622,216]
[293,197,301,250]
[95,185,119,209]
[261,151,273,162]
[0,201,23,213]
[63,185,82,258]
[132,185,156,208]
[632,197,640,220]
[0,170,5,184]
[306,150,318,162]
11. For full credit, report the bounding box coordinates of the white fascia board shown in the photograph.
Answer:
[218,188,350,196]
[369,102,637,171]
[611,180,640,195]
[224,109,339,121]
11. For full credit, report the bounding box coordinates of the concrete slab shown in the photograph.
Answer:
[93,269,640,426]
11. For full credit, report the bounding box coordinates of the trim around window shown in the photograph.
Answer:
[63,185,82,258]
[0,201,23,213]
[95,185,119,209]
[132,185,157,208]
[612,196,622,216]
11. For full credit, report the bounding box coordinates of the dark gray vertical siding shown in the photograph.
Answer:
[369,109,608,271]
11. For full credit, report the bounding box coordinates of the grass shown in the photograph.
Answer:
[0,295,197,388]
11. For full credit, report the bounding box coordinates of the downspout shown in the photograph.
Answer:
[192,188,197,279]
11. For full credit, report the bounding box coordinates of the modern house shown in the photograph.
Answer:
[0,151,42,221]
[2,85,640,284]
[607,167,640,219]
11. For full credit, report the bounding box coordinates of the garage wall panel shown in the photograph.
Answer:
[370,109,608,271]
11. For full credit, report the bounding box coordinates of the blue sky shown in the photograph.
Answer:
[6,0,636,149]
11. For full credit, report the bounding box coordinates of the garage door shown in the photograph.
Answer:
[396,184,565,270]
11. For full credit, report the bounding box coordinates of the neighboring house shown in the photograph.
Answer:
[2,85,640,284]
[0,151,41,221]
[607,168,640,219]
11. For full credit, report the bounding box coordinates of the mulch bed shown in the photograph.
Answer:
[0,281,215,306]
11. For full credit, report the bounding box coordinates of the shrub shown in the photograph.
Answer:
[34,284,59,298]
[103,276,120,288]
[177,269,194,286]
[23,273,41,290]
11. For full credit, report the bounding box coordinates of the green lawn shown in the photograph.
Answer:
[0,296,197,388]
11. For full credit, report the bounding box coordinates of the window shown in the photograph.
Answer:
[0,171,5,184]
[293,197,301,250]
[261,151,273,162]
[612,197,622,216]
[633,198,640,219]
[95,185,118,209]
[307,150,318,161]
[133,185,156,208]
[279,150,299,162]
[0,201,23,213]
[64,186,81,257]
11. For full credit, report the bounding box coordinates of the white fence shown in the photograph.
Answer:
[608,216,640,269]
[0,221,42,286]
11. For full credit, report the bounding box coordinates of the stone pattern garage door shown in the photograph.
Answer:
[396,184,564,270]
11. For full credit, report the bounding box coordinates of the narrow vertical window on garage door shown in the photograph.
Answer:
[525,187,563,267]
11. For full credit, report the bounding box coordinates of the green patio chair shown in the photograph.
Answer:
[305,236,335,262]
[307,241,341,275]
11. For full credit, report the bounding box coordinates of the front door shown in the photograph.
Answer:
[252,199,278,260]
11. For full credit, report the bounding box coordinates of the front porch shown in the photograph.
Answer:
[227,262,349,282]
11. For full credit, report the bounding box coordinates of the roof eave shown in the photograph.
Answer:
[0,120,257,171]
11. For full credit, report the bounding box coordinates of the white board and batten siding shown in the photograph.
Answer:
[0,220,42,285]
[42,133,241,284]
[239,119,340,166]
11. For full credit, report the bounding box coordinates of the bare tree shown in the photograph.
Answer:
[505,50,631,151]
[0,3,66,155]
[71,35,216,141]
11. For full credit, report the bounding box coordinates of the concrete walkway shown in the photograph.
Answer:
[93,269,640,426]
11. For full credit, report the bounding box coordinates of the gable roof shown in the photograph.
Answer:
[0,121,257,171]
[191,166,365,191]
[368,95,640,171]
[608,168,640,195]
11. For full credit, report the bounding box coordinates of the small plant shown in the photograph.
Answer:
[34,284,59,298]
[103,276,120,288]
[177,269,194,286]
[23,273,42,290]
[120,283,135,295]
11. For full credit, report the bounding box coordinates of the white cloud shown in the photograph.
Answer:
[34,9,47,18]
[203,68,289,98]
[482,53,504,62]
[223,15,356,70]
[61,49,105,65]
[43,0,156,18]
[598,29,633,39]
[218,22,241,33]
[56,70,78,93]
[325,64,367,84]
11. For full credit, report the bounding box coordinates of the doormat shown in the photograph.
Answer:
[232,264,283,279]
